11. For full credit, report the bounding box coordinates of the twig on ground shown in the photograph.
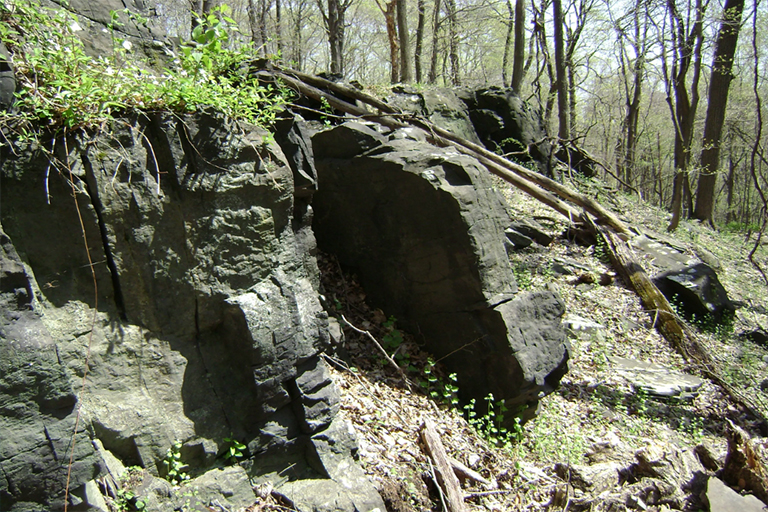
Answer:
[340,314,412,391]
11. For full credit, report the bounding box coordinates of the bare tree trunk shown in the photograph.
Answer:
[377,0,400,82]
[693,0,745,225]
[428,0,441,83]
[415,0,426,82]
[316,0,352,75]
[511,0,525,91]
[397,0,412,82]
[553,0,569,140]
[275,0,283,59]
[446,0,460,85]
[665,0,705,232]
[502,0,514,86]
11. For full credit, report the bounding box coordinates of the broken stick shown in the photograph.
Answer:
[420,419,467,512]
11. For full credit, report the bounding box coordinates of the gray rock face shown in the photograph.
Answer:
[610,356,704,398]
[459,87,553,176]
[706,477,768,512]
[0,231,104,510]
[0,112,381,511]
[633,234,736,326]
[0,42,15,111]
[386,86,553,176]
[312,122,570,424]
[42,0,190,65]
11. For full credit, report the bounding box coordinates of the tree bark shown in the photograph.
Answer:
[511,0,525,91]
[693,0,745,225]
[397,0,412,82]
[665,0,705,232]
[377,0,400,82]
[553,0,569,140]
[415,0,426,82]
[316,0,351,75]
[501,0,515,87]
[428,0,441,83]
[446,0,460,85]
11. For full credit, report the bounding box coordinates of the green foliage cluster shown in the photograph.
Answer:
[0,1,288,137]
[112,466,147,511]
[382,316,416,371]
[420,358,459,406]
[464,394,524,449]
[223,436,247,464]
[162,440,189,485]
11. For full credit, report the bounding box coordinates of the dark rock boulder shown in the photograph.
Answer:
[633,234,736,327]
[0,112,383,511]
[0,230,104,511]
[312,122,570,424]
[42,0,190,65]
[458,87,553,176]
[0,42,15,111]
[654,263,736,326]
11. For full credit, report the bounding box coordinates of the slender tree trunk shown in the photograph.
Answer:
[415,0,426,82]
[553,0,569,140]
[446,0,460,85]
[502,0,514,86]
[316,0,349,75]
[511,0,525,92]
[428,0,441,83]
[666,0,705,232]
[397,0,412,82]
[275,0,283,59]
[377,0,400,82]
[693,0,745,225]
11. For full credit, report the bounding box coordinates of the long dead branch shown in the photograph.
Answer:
[591,218,768,432]
[271,65,630,235]
[421,419,467,512]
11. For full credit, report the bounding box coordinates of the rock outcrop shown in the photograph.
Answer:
[0,112,383,511]
[312,122,570,424]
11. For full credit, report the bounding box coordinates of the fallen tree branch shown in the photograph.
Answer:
[589,217,768,433]
[448,456,494,487]
[340,315,412,391]
[420,419,467,512]
[267,64,630,236]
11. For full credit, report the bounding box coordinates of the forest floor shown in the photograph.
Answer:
[316,175,768,511]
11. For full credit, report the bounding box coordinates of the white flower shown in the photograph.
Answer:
[122,40,133,51]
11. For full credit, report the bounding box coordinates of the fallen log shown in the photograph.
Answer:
[590,217,768,433]
[420,420,467,512]
[268,65,630,235]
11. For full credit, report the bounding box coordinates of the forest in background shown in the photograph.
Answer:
[194,0,768,235]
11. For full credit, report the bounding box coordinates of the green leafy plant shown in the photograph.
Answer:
[223,436,247,464]
[111,467,147,511]
[464,393,525,449]
[382,316,415,370]
[162,440,189,485]
[0,0,289,139]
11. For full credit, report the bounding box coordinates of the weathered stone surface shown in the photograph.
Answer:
[0,112,377,510]
[509,218,554,247]
[610,356,704,397]
[706,477,768,512]
[0,42,15,111]
[386,88,483,146]
[632,233,736,325]
[41,0,190,66]
[0,231,104,510]
[312,122,569,425]
[655,262,736,324]
[458,87,553,176]
[555,462,621,494]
